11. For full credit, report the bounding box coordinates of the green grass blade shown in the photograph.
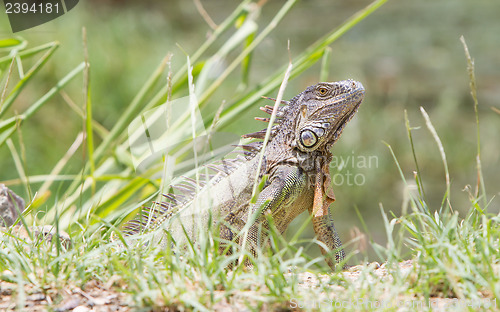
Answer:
[0,37,25,49]
[460,36,487,208]
[0,62,85,147]
[404,110,426,200]
[319,47,331,82]
[83,28,95,194]
[91,177,150,223]
[420,107,451,211]
[0,57,15,112]
[0,42,59,118]
[198,0,297,106]
[0,41,55,65]
[92,56,169,164]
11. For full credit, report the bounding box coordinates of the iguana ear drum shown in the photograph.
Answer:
[297,125,329,151]
[299,129,318,148]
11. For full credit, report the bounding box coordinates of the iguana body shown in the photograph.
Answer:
[126,80,365,269]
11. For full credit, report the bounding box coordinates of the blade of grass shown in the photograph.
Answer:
[16,122,31,200]
[0,115,20,146]
[0,42,59,118]
[198,0,297,106]
[138,0,251,111]
[0,41,54,66]
[58,56,170,214]
[319,47,331,82]
[187,55,201,207]
[0,175,76,186]
[250,46,292,203]
[238,45,293,266]
[82,28,95,195]
[195,14,258,97]
[404,109,426,200]
[460,36,486,208]
[38,132,84,198]
[92,177,150,221]
[420,107,451,212]
[0,37,25,49]
[171,0,252,85]
[240,29,255,89]
[92,55,169,163]
[6,139,29,197]
[59,90,109,139]
[0,57,15,112]
[383,140,436,235]
[0,62,85,147]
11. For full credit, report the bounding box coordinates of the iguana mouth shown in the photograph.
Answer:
[327,86,364,148]
[334,98,362,133]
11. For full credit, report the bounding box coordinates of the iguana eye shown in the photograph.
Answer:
[317,87,328,96]
[300,129,318,148]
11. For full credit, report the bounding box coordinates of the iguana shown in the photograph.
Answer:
[125,79,365,270]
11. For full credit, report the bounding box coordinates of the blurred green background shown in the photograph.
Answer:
[0,0,499,262]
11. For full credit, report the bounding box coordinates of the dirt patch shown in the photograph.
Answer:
[0,279,130,312]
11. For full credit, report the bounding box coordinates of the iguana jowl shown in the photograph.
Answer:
[125,79,365,269]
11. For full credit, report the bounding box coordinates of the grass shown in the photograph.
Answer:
[1,0,499,310]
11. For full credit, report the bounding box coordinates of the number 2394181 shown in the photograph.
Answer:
[5,2,60,14]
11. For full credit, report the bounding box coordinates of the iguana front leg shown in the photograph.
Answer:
[243,163,346,270]
[310,164,347,270]
[244,165,308,252]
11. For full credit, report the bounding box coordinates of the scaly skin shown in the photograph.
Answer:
[126,80,365,270]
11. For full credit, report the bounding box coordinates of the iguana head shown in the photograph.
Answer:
[291,80,365,153]
[242,79,364,176]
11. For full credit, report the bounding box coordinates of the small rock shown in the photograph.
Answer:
[0,184,25,227]
[32,225,72,249]
[56,298,81,312]
[26,293,46,302]
[73,305,91,312]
